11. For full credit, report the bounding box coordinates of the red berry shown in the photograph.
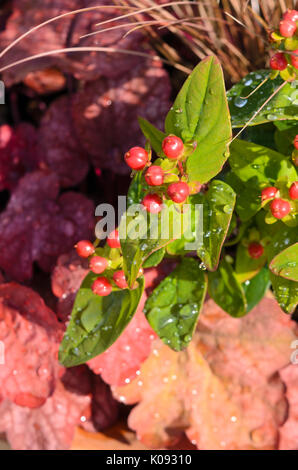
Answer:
[261,186,278,202]
[294,135,298,150]
[248,242,264,259]
[89,256,108,274]
[162,135,184,160]
[113,270,128,289]
[75,240,95,258]
[270,198,291,219]
[92,277,112,296]
[289,181,298,200]
[270,52,287,70]
[167,181,190,203]
[279,19,297,37]
[124,147,148,170]
[291,49,298,69]
[107,229,121,249]
[283,9,298,22]
[142,194,163,213]
[145,165,164,186]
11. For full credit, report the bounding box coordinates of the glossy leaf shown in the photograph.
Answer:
[120,200,189,287]
[197,180,236,271]
[270,242,298,282]
[208,259,247,317]
[267,227,298,313]
[127,171,143,207]
[230,139,297,185]
[165,56,231,184]
[59,273,144,367]
[138,117,165,155]
[225,171,261,221]
[242,267,271,312]
[143,248,165,268]
[144,258,207,351]
[227,70,297,128]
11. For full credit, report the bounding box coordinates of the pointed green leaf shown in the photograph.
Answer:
[267,227,298,313]
[143,247,165,268]
[59,273,144,367]
[236,243,266,282]
[120,200,189,287]
[138,117,165,155]
[242,267,271,312]
[227,70,297,128]
[208,259,247,317]
[144,258,207,351]
[269,242,298,282]
[127,171,143,207]
[197,180,236,271]
[165,56,231,183]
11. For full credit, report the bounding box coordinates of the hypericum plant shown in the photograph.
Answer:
[59,21,298,367]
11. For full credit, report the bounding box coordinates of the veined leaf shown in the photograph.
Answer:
[267,227,298,313]
[144,258,207,351]
[197,180,236,271]
[227,70,297,128]
[143,247,165,268]
[270,242,298,282]
[59,273,144,367]
[165,56,231,184]
[208,259,247,317]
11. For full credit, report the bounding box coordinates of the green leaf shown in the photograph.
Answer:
[274,122,298,156]
[266,227,298,313]
[269,242,298,282]
[59,273,144,367]
[208,259,247,317]
[225,171,261,221]
[144,258,207,351]
[197,180,236,271]
[165,56,231,184]
[242,267,271,312]
[120,200,189,287]
[143,247,165,268]
[138,117,165,155]
[230,139,297,185]
[127,171,143,207]
[227,70,298,128]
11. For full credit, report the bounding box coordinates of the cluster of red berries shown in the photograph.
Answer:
[124,135,190,213]
[261,181,298,219]
[75,230,131,297]
[269,10,298,72]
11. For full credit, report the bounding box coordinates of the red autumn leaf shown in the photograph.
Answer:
[71,59,171,174]
[0,123,41,191]
[0,0,149,86]
[38,96,89,187]
[113,297,297,450]
[0,380,91,450]
[0,170,94,281]
[0,282,63,408]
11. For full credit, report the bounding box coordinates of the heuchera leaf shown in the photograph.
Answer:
[144,258,207,351]
[196,180,236,271]
[242,267,271,312]
[227,70,297,128]
[165,56,232,184]
[138,117,165,155]
[267,227,298,313]
[269,242,298,282]
[208,259,247,317]
[59,273,144,367]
